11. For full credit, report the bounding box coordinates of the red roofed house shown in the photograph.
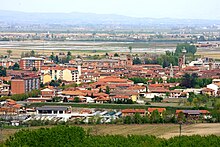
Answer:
[147,108,166,116]
[0,99,22,115]
[41,88,55,98]
[176,110,211,120]
[121,109,146,117]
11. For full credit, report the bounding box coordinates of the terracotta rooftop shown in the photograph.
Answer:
[121,109,146,113]
[148,108,166,113]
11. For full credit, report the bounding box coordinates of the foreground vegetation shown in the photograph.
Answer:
[4,125,220,147]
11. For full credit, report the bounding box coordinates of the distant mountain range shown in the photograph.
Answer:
[0,10,220,27]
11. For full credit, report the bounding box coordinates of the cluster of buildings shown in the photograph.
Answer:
[0,51,218,126]
[1,32,220,42]
[1,51,220,100]
[0,102,211,126]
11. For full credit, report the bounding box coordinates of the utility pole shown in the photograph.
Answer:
[179,122,182,136]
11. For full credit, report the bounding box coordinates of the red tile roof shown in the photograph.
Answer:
[148,108,166,113]
[113,95,130,99]
[121,109,146,113]
[199,110,210,114]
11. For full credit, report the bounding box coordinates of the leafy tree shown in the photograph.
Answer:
[50,52,55,61]
[198,35,206,41]
[150,110,161,123]
[0,66,6,77]
[151,78,156,84]
[175,43,197,56]
[67,51,71,56]
[211,103,220,122]
[133,57,142,65]
[21,52,25,58]
[52,97,62,102]
[167,77,181,83]
[114,53,119,57]
[180,73,194,88]
[0,89,40,101]
[193,98,199,107]
[162,60,169,68]
[32,67,37,71]
[55,55,59,63]
[128,46,132,53]
[6,50,12,58]
[134,113,142,124]
[30,50,35,56]
[165,50,172,56]
[187,96,194,106]
[49,80,60,87]
[63,97,68,102]
[177,111,186,123]
[5,126,86,147]
[151,96,163,102]
[105,86,110,94]
[5,126,220,147]
[129,77,148,84]
[73,97,80,103]
[123,116,133,124]
[11,63,20,70]
[142,115,149,123]
[66,51,72,63]
[59,83,78,90]
[40,82,45,88]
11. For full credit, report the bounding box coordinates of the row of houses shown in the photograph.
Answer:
[122,108,211,120]
[19,75,220,104]
[0,102,211,125]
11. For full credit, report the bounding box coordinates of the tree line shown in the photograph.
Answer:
[133,43,197,67]
[4,125,220,147]
[129,74,212,88]
[0,89,40,101]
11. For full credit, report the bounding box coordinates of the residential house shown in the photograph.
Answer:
[0,99,21,115]
[0,58,15,68]
[202,83,219,96]
[176,110,211,120]
[94,96,110,104]
[147,108,166,116]
[0,80,10,96]
[11,74,40,94]
[201,88,215,96]
[41,65,81,84]
[110,89,139,102]
[19,57,44,70]
[121,109,146,117]
[41,88,55,98]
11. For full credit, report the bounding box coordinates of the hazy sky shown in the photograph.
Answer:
[1,0,220,19]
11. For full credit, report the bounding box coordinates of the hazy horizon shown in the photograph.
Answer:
[1,0,220,20]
